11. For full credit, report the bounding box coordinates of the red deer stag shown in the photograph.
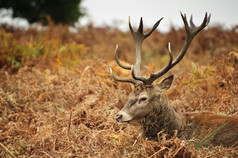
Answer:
[110,12,238,147]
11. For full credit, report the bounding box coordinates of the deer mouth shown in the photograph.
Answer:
[115,114,130,124]
[115,111,132,124]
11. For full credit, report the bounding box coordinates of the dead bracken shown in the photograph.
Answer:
[0,17,238,157]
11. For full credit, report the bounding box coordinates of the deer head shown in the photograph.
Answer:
[110,12,211,125]
[114,75,174,124]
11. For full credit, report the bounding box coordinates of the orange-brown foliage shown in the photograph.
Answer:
[0,24,238,157]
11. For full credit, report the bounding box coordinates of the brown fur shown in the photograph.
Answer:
[115,77,238,147]
[184,112,238,147]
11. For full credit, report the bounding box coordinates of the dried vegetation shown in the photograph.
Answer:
[0,23,238,157]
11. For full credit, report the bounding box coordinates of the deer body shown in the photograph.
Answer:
[110,13,238,147]
[115,76,238,146]
[184,112,238,147]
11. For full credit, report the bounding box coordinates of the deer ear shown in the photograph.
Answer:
[156,75,174,91]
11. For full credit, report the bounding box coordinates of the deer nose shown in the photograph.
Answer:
[115,114,122,122]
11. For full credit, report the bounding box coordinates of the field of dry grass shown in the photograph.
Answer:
[0,23,238,157]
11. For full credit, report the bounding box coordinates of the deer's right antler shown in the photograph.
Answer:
[110,12,211,86]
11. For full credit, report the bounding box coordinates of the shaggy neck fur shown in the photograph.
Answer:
[141,95,185,141]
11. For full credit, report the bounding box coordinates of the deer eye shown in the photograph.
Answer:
[139,97,147,104]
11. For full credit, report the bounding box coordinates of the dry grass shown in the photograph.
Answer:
[0,23,238,157]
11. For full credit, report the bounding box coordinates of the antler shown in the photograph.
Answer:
[110,12,211,86]
[132,12,211,85]
[129,17,163,76]
[110,17,163,85]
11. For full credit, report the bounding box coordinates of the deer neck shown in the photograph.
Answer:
[141,95,185,141]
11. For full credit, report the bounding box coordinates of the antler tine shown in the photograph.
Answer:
[144,18,163,38]
[109,67,137,84]
[144,12,210,85]
[138,17,144,35]
[171,12,210,67]
[114,45,131,70]
[153,42,173,76]
[189,15,196,28]
[131,65,146,82]
[142,43,173,85]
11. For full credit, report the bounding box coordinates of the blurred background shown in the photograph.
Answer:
[0,0,238,72]
[0,0,238,32]
[80,0,238,32]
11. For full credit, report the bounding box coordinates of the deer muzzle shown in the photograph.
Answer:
[115,110,132,124]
